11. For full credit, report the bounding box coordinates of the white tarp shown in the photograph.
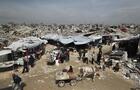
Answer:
[88,35,102,42]
[0,50,11,56]
[7,37,45,51]
[42,34,61,41]
[114,34,140,42]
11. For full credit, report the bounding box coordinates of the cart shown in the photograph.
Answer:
[55,71,77,87]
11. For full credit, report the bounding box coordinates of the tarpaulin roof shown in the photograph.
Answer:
[42,34,93,45]
[70,36,92,45]
[114,34,140,41]
[88,35,102,42]
[58,36,74,45]
[7,36,46,51]
[0,50,11,56]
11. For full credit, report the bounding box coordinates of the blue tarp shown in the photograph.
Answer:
[59,36,74,45]
[71,36,92,45]
[42,34,93,45]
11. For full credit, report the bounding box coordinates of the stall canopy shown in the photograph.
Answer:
[7,37,46,51]
[58,36,74,45]
[0,50,11,56]
[71,36,92,45]
[42,34,93,45]
[88,35,102,42]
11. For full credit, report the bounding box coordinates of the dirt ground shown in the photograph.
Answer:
[0,44,135,90]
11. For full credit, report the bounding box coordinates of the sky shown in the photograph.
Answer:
[0,0,140,24]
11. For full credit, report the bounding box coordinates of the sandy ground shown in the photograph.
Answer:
[0,44,135,90]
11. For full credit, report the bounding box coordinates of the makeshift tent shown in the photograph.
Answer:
[116,35,140,57]
[0,50,14,68]
[114,34,140,42]
[7,36,46,51]
[70,36,92,45]
[88,35,102,41]
[58,36,74,45]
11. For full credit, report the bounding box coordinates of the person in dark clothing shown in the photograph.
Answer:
[78,49,82,60]
[12,73,22,84]
[113,63,120,72]
[64,50,69,62]
[68,66,73,73]
[97,52,102,65]
[29,55,35,67]
[12,73,22,89]
[22,57,29,73]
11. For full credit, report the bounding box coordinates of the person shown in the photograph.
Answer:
[64,49,69,62]
[68,66,73,73]
[97,52,102,65]
[12,73,22,90]
[84,51,89,64]
[67,66,74,79]
[78,49,82,60]
[113,63,120,72]
[29,55,35,67]
[22,57,29,73]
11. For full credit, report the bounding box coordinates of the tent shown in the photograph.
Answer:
[7,36,46,51]
[88,35,102,42]
[114,34,140,42]
[71,36,92,45]
[115,35,140,57]
[58,36,74,45]
[0,50,14,68]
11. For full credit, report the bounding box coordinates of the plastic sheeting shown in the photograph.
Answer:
[42,34,61,41]
[7,36,46,51]
[71,36,92,45]
[42,34,93,45]
[114,34,140,41]
[0,50,11,56]
[88,35,102,42]
[59,36,74,45]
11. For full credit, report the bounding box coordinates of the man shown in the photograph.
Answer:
[68,66,73,73]
[67,66,74,79]
[12,73,22,90]
[97,52,102,65]
[22,56,29,73]
[29,54,35,67]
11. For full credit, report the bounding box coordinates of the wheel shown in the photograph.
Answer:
[76,76,82,81]
[58,81,65,87]
[70,80,76,86]
[77,75,83,81]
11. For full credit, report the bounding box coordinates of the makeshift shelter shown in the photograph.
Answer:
[7,36,47,60]
[0,50,14,68]
[114,35,140,57]
[58,36,74,45]
[41,34,61,45]
[7,36,46,51]
[71,36,92,45]
[68,36,92,50]
[88,35,102,45]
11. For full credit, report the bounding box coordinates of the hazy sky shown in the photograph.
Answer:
[0,0,140,24]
